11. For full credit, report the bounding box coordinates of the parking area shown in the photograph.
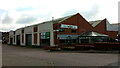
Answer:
[0,42,2,67]
[2,44,119,66]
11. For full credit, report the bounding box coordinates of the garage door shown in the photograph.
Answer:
[26,34,32,46]
[10,38,13,45]
[16,35,20,45]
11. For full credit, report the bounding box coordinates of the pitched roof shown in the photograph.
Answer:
[42,15,73,24]
[89,19,118,31]
[89,20,102,27]
[80,31,108,36]
[16,13,75,30]
[106,20,118,31]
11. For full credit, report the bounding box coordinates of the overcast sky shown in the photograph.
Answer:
[0,0,119,32]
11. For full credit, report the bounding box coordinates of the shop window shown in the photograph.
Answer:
[59,39,66,43]
[59,29,65,32]
[72,39,77,43]
[71,29,76,33]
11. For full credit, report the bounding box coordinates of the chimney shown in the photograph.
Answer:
[52,17,54,21]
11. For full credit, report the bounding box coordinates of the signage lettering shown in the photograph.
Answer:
[61,24,78,29]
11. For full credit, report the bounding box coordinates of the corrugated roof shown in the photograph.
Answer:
[89,19,119,31]
[15,14,75,30]
[106,20,118,31]
[42,15,73,24]
[89,20,102,27]
[80,31,108,36]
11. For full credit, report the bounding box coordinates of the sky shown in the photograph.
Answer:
[0,0,120,32]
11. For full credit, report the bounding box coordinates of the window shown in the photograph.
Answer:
[59,29,65,32]
[59,39,66,43]
[71,29,76,33]
[72,39,77,43]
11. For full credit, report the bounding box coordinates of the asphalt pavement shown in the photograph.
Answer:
[2,44,119,67]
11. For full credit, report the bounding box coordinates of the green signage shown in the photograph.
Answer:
[45,32,50,39]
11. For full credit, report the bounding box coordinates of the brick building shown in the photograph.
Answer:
[8,13,118,47]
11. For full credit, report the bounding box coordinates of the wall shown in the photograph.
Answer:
[8,31,14,44]
[53,13,93,45]
[93,19,118,39]
[38,23,54,46]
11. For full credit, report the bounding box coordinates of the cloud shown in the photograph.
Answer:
[0,0,119,32]
[80,4,100,20]
[16,11,53,24]
[15,7,35,12]
[62,4,100,21]
[0,9,7,14]
[16,14,38,24]
[2,13,13,24]
[62,9,78,16]
[0,25,16,32]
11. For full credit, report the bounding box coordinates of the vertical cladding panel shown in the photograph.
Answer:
[13,31,15,43]
[39,33,41,45]
[9,31,14,44]
[22,34,24,43]
[34,33,37,44]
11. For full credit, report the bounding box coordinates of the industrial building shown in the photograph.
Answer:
[8,13,118,47]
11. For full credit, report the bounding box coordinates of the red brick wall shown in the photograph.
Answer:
[105,31,118,39]
[93,19,118,39]
[22,29,24,43]
[33,25,38,44]
[53,13,118,45]
[34,25,38,32]
[93,19,106,34]
[53,13,93,45]
[34,33,37,44]
[53,13,93,35]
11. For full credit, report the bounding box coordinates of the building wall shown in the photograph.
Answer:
[38,23,54,46]
[93,19,118,39]
[2,32,9,44]
[118,23,120,39]
[15,29,22,45]
[24,26,33,46]
[53,13,93,46]
[8,13,118,46]
[93,19,106,34]
[8,31,14,44]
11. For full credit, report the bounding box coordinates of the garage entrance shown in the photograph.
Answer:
[16,35,20,45]
[26,34,32,46]
[10,38,13,45]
